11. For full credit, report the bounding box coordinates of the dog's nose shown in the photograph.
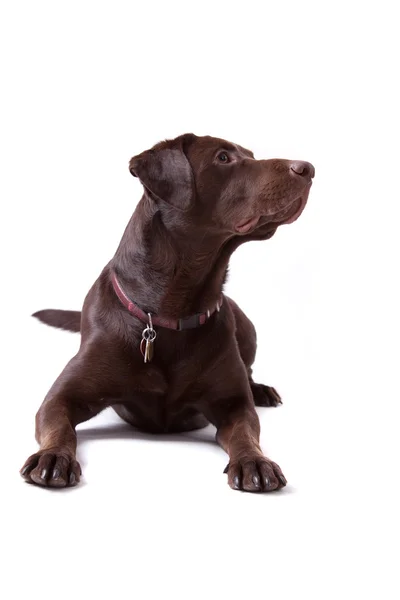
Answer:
[290,161,315,179]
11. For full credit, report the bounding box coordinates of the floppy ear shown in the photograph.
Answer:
[129,138,195,210]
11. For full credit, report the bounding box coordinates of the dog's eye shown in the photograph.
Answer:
[217,152,230,163]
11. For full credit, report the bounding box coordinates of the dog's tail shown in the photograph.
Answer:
[32,309,81,333]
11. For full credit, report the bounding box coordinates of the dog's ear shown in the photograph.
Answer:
[129,135,196,211]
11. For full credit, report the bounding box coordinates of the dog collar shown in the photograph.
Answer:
[111,271,223,331]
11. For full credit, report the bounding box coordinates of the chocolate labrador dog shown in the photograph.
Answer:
[20,133,314,492]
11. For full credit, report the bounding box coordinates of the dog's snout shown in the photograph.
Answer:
[290,161,315,179]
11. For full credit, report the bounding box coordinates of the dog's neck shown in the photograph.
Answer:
[110,197,239,319]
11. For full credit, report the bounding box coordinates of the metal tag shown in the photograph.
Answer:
[140,313,156,363]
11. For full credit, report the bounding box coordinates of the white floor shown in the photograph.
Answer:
[2,1,399,598]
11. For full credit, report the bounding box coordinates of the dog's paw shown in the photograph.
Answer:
[224,456,287,492]
[20,450,81,488]
[251,382,282,407]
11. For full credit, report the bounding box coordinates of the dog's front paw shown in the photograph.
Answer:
[20,450,81,488]
[251,382,282,407]
[224,456,287,492]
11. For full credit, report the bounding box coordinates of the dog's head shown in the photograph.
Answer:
[129,134,314,240]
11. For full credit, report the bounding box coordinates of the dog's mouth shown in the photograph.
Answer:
[235,216,261,234]
[268,182,311,226]
[278,193,309,225]
[235,184,311,234]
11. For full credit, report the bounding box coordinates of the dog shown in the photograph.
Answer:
[20,133,314,492]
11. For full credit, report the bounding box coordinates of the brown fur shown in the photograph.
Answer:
[21,133,314,492]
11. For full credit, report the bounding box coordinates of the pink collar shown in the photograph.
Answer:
[111,272,223,330]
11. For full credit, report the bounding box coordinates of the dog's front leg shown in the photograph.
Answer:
[20,347,115,488]
[202,376,287,492]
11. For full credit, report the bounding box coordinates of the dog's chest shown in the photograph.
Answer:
[121,365,206,433]
[141,355,204,401]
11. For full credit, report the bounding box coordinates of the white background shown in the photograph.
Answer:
[1,1,399,598]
